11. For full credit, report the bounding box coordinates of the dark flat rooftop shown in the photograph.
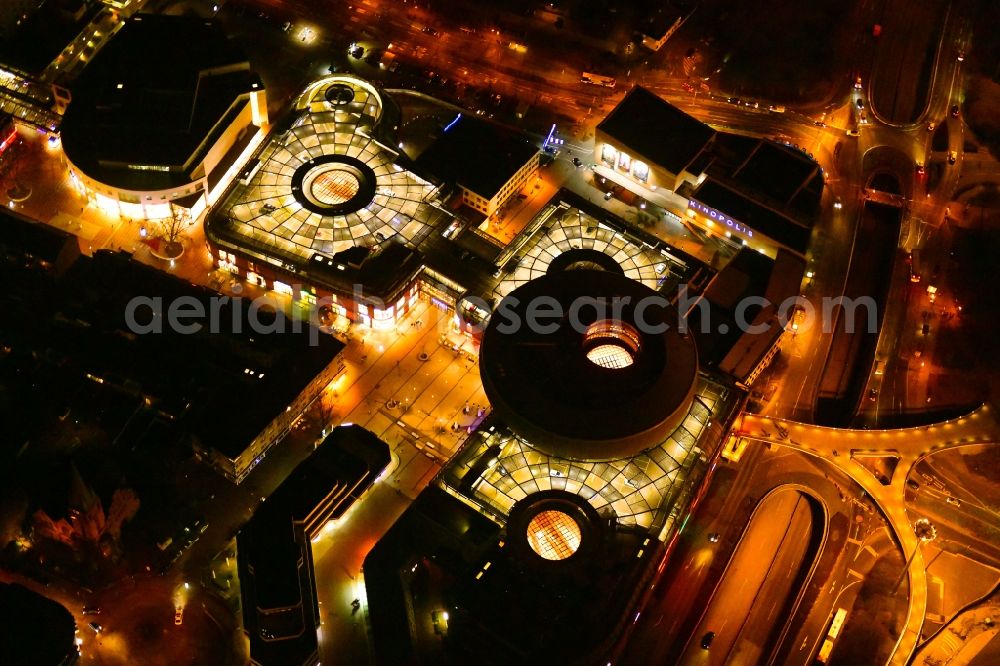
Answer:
[597,86,715,174]
[0,0,99,75]
[710,134,824,218]
[733,141,820,203]
[238,425,389,666]
[639,3,687,39]
[415,114,538,199]
[59,14,260,191]
[0,208,76,264]
[689,248,776,365]
[0,583,76,666]
[691,177,812,254]
[0,244,341,461]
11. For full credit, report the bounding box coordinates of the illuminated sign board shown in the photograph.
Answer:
[687,200,754,238]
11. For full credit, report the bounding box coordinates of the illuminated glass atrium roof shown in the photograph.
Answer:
[494,203,686,299]
[219,76,439,260]
[446,377,728,532]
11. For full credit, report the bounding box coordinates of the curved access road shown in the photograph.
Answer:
[733,403,1000,665]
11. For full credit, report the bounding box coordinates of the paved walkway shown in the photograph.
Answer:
[733,403,1000,665]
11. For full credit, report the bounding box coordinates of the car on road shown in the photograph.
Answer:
[833,197,842,209]
[174,607,184,626]
[856,98,864,109]
[957,51,965,62]
[946,496,962,507]
[813,120,826,127]
[948,150,957,164]
[846,128,861,137]
[88,622,103,633]
[927,122,936,131]
[572,157,582,168]
[421,26,440,37]
[951,104,960,117]
[701,631,716,649]
[604,190,614,201]
[82,606,101,616]
[854,75,863,89]
[708,532,720,542]
[869,387,879,401]
[915,163,926,177]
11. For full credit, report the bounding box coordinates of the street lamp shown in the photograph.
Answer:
[892,518,936,595]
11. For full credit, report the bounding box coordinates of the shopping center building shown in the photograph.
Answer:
[365,261,743,664]
[206,75,450,330]
[59,14,267,221]
[595,87,823,258]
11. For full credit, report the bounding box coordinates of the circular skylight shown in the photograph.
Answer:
[526,510,582,560]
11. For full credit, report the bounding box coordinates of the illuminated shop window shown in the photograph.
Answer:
[526,510,582,560]
[617,151,631,172]
[218,250,239,274]
[632,160,649,183]
[601,143,618,167]
[373,306,394,321]
[273,281,294,296]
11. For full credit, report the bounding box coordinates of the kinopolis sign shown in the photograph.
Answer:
[688,200,754,238]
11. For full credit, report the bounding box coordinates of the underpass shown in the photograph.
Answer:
[678,487,826,666]
[868,0,947,125]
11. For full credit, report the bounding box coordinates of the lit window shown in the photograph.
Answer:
[632,160,649,183]
[617,151,631,172]
[601,143,618,167]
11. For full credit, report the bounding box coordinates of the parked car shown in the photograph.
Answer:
[951,104,960,117]
[708,533,720,542]
[82,606,101,616]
